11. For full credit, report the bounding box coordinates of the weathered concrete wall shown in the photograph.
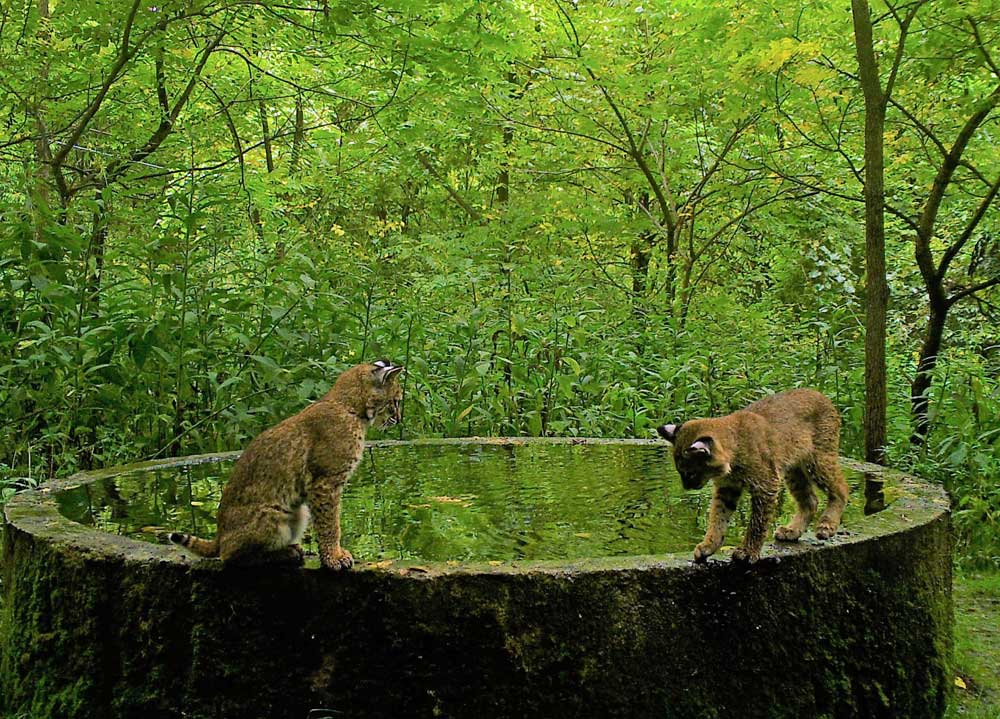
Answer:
[2,446,952,719]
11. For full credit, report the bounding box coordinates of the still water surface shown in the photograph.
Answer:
[55,443,885,562]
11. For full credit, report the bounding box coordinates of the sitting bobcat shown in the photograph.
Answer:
[169,360,404,569]
[655,388,848,564]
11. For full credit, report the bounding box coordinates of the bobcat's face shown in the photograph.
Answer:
[656,420,732,490]
[370,380,403,429]
[367,360,404,429]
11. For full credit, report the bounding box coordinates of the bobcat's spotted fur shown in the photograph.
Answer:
[169,361,403,569]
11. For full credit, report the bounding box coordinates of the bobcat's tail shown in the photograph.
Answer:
[168,532,219,558]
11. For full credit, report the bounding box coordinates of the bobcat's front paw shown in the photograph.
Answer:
[732,547,760,564]
[815,523,838,540]
[692,542,715,563]
[322,547,354,571]
[774,525,802,542]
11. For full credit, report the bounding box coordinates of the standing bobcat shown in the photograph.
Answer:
[169,360,404,569]
[655,388,848,564]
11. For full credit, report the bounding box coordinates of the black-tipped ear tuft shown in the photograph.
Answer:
[372,361,404,385]
[656,422,682,443]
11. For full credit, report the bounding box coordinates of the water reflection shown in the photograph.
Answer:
[863,473,887,516]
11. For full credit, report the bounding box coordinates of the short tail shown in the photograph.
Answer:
[168,532,219,558]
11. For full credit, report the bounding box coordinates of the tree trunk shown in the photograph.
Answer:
[630,232,653,298]
[85,186,110,313]
[258,100,274,173]
[910,299,947,444]
[852,0,890,465]
[630,191,657,301]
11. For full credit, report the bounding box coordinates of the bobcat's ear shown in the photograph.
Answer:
[656,422,683,444]
[686,439,711,457]
[372,360,404,385]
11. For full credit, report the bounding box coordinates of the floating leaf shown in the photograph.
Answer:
[954,677,967,690]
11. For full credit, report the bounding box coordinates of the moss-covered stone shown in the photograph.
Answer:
[2,442,952,719]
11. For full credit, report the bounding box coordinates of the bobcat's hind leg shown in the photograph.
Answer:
[218,505,306,566]
[775,468,818,542]
[813,452,848,539]
[263,544,305,566]
[222,543,305,567]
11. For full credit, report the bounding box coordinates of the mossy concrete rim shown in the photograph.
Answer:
[3,437,949,576]
[1,438,954,719]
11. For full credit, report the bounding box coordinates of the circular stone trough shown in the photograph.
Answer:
[2,438,951,719]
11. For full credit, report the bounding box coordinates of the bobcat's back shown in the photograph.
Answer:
[746,388,841,458]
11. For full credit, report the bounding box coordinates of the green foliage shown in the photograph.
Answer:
[947,570,1000,717]
[900,356,1000,569]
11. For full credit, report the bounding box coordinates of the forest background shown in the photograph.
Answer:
[0,0,998,572]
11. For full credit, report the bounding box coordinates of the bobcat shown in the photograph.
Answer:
[655,388,848,564]
[169,360,404,570]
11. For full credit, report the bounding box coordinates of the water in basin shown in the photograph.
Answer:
[54,442,886,562]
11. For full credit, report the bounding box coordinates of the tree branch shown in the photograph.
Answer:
[97,25,227,188]
[51,0,145,171]
[968,16,1000,81]
[916,83,1000,283]
[480,92,630,154]
[937,171,1000,280]
[416,153,482,222]
[948,274,1000,306]
[883,1,925,101]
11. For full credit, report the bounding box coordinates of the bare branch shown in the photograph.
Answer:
[581,226,632,296]
[99,25,228,187]
[480,92,630,154]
